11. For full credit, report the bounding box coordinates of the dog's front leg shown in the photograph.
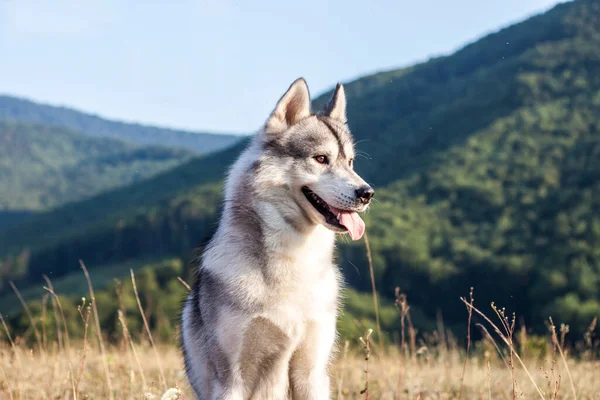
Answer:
[210,380,245,400]
[238,316,295,400]
[289,317,336,400]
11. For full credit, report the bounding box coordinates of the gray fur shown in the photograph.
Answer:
[181,78,373,399]
[240,317,290,395]
[316,116,350,159]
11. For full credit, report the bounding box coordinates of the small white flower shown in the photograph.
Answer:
[161,387,182,400]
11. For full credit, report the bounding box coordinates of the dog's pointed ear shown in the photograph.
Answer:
[265,78,311,135]
[323,83,346,123]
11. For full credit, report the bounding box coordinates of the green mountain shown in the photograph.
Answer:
[2,0,600,336]
[0,95,241,153]
[0,211,36,230]
[0,120,193,210]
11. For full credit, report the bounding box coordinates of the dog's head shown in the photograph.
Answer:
[255,78,373,240]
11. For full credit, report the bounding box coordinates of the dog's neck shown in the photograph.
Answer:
[219,195,335,264]
[256,200,335,258]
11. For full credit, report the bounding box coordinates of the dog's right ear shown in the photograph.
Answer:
[265,78,311,135]
[323,83,347,123]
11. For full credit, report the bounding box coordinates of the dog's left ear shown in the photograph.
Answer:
[265,78,311,135]
[323,83,347,123]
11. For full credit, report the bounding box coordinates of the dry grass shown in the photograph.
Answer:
[0,342,186,399]
[1,338,599,399]
[1,270,599,399]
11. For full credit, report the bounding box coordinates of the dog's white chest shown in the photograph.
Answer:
[265,253,339,339]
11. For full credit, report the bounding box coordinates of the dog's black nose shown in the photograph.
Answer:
[356,185,374,204]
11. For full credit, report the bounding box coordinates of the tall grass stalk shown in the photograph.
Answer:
[364,232,383,353]
[130,268,167,390]
[80,260,115,399]
[9,281,43,355]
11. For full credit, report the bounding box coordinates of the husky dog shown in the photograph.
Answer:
[181,78,374,399]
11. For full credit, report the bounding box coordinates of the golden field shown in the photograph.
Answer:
[0,267,598,399]
[1,336,599,399]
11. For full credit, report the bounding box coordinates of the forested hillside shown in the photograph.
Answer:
[0,95,241,153]
[0,211,35,230]
[2,0,599,337]
[0,121,193,210]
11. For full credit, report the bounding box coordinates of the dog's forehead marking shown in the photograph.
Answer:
[262,115,354,161]
[315,115,354,160]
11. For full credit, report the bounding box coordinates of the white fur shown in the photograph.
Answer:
[182,78,372,400]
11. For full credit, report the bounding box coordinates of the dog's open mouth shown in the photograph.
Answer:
[301,186,365,240]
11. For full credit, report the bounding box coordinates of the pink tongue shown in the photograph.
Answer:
[337,210,365,241]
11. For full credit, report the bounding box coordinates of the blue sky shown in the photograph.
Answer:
[0,0,562,134]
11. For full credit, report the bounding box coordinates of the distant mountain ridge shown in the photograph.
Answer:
[0,95,242,153]
[0,120,194,210]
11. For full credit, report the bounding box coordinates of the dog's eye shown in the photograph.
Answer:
[349,158,354,167]
[314,155,328,165]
